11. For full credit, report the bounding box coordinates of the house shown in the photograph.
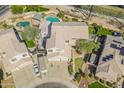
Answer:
[32,13,42,26]
[0,28,40,87]
[95,35,124,83]
[40,22,89,62]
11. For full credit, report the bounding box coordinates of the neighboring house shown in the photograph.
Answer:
[95,35,124,84]
[32,13,42,26]
[0,28,40,87]
[40,22,89,62]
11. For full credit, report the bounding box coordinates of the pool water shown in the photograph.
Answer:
[16,21,30,27]
[46,17,60,22]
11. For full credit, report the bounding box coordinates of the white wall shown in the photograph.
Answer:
[48,55,69,62]
[47,48,64,54]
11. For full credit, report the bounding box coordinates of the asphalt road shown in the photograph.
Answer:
[35,82,68,88]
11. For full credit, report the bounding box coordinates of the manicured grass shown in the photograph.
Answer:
[68,65,73,75]
[88,81,108,88]
[75,57,84,72]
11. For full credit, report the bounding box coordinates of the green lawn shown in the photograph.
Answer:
[75,57,84,72]
[88,81,108,88]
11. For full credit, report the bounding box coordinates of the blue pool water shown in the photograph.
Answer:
[16,21,30,27]
[46,17,60,22]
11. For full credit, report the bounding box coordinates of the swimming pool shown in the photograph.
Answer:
[16,21,30,27]
[46,17,60,22]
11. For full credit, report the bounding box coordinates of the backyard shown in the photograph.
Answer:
[21,26,40,48]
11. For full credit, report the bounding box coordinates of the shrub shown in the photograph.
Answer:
[57,11,65,19]
[11,6,23,14]
[68,65,73,75]
[74,72,82,83]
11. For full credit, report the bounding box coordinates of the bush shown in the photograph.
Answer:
[76,39,100,53]
[75,57,83,72]
[68,65,73,75]
[72,18,78,21]
[57,11,65,19]
[89,23,114,36]
[11,6,49,14]
[11,6,23,14]
[89,24,97,34]
[24,6,49,12]
[74,72,82,83]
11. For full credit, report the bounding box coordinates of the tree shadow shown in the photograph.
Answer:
[0,69,4,88]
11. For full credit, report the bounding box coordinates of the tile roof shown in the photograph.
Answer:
[45,22,89,59]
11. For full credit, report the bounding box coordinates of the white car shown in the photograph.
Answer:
[33,64,40,77]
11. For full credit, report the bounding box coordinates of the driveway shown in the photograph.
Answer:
[35,61,77,88]
[47,61,70,80]
[12,64,42,88]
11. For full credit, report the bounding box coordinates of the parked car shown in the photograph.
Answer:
[33,64,40,77]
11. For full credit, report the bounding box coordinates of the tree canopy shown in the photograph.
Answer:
[89,23,114,36]
[76,39,100,53]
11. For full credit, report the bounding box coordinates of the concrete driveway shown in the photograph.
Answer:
[47,61,70,80]
[12,64,42,88]
[36,61,77,88]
